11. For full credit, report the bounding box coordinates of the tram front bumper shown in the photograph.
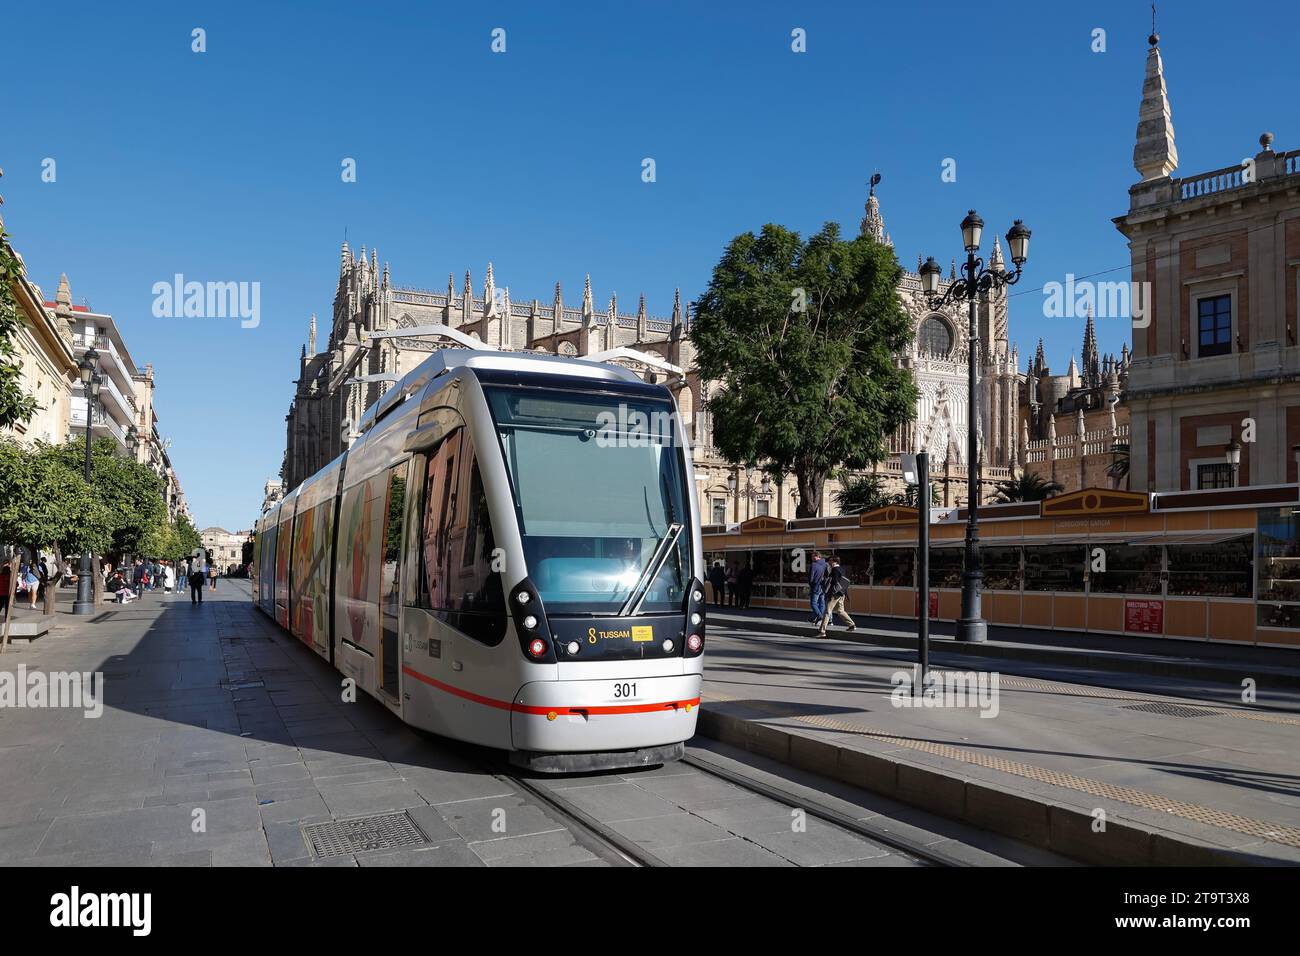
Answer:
[509,674,702,756]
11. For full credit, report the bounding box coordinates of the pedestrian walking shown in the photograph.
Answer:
[20,561,40,610]
[0,562,10,616]
[163,561,176,594]
[37,557,50,605]
[808,550,828,623]
[726,564,738,607]
[208,562,217,591]
[131,558,146,597]
[707,562,726,606]
[190,560,205,604]
[817,556,857,636]
[736,563,753,609]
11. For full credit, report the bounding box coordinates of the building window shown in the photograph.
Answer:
[1196,462,1233,489]
[1197,294,1232,357]
[711,499,726,525]
[756,498,769,517]
[918,316,953,357]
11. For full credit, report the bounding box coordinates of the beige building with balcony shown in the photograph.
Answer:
[51,276,140,455]
[1115,32,1300,492]
[0,235,79,447]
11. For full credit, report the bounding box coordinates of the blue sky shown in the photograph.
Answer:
[3,0,1296,529]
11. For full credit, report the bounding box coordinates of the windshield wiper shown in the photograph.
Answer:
[618,522,683,618]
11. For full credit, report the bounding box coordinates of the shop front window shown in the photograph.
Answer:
[872,548,914,587]
[1023,545,1085,592]
[1089,544,1162,595]
[983,546,1022,591]
[1168,536,1252,598]
[928,548,964,589]
[1258,509,1300,627]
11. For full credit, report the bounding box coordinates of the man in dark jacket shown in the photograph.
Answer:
[131,559,146,597]
[736,563,754,609]
[707,562,727,606]
[808,551,828,623]
[817,556,857,636]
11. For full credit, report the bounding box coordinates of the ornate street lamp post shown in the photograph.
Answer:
[73,349,101,615]
[919,213,1030,642]
[1224,440,1242,487]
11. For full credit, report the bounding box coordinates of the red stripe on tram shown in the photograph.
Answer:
[400,666,699,716]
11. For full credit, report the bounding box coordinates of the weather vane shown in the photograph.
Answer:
[868,171,881,195]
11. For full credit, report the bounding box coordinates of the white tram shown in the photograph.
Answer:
[252,349,705,770]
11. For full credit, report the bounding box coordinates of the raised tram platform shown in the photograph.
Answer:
[699,614,1300,866]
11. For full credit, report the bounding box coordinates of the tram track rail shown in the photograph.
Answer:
[498,749,964,868]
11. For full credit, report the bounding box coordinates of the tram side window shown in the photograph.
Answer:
[418,430,505,645]
[382,465,406,609]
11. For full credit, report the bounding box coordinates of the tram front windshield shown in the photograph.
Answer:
[485,384,691,615]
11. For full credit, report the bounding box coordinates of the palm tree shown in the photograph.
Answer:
[833,474,892,515]
[994,472,1064,503]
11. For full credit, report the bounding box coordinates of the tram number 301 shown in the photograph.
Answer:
[612,682,638,699]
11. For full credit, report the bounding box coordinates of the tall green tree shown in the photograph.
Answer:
[174,513,202,558]
[51,438,168,554]
[691,222,918,517]
[0,439,112,559]
[0,229,40,429]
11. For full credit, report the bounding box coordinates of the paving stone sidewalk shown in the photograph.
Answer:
[702,626,1300,864]
[0,581,607,867]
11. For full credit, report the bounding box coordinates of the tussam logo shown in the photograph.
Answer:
[50,887,151,936]
[0,666,102,718]
[151,273,261,328]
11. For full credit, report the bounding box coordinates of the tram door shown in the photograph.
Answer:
[379,461,408,699]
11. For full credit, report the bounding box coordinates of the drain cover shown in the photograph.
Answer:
[221,679,265,690]
[1120,702,1221,719]
[302,812,430,859]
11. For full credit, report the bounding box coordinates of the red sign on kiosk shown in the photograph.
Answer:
[914,592,939,617]
[1124,599,1164,634]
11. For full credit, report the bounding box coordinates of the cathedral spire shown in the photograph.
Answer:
[859,172,889,245]
[1133,12,1178,181]
[582,274,594,323]
[308,313,316,355]
[671,288,683,341]
[1034,338,1046,374]
[553,281,564,325]
[990,236,1005,272]
[484,262,497,316]
[637,293,648,340]
[1082,308,1100,387]
[447,272,456,301]
[340,240,351,274]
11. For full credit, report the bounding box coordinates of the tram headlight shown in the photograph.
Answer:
[662,639,674,653]
[692,589,704,603]
[527,638,547,659]
[690,612,702,627]
[515,591,531,605]
[522,615,538,630]
[686,634,703,654]
[566,641,580,656]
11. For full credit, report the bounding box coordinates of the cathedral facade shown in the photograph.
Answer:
[280,187,1036,519]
